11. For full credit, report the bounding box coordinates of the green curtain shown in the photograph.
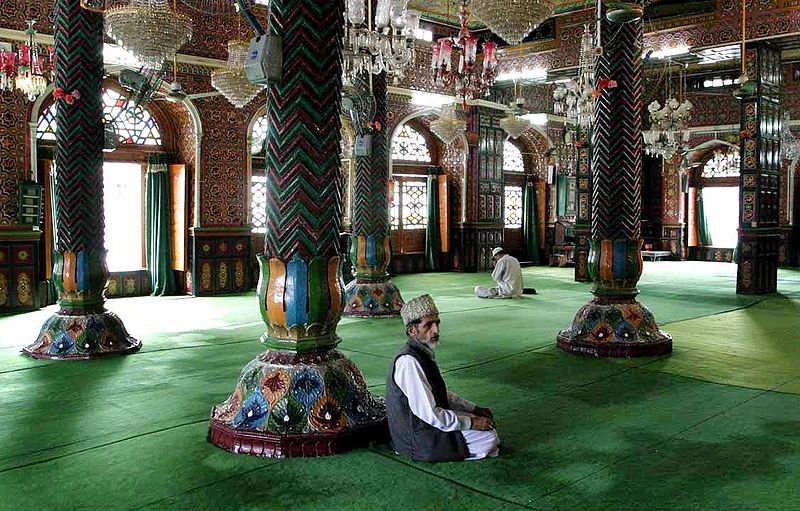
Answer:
[696,187,713,246]
[425,169,442,271]
[556,174,568,216]
[145,154,176,296]
[523,180,541,264]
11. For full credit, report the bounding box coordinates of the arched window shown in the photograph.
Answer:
[699,148,740,248]
[701,149,740,178]
[503,141,525,232]
[391,124,432,162]
[503,140,525,172]
[37,89,162,146]
[250,114,269,156]
[390,121,436,254]
[35,87,167,274]
[249,112,269,234]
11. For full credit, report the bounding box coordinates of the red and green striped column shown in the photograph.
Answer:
[343,72,404,317]
[208,0,385,456]
[23,0,139,359]
[557,3,671,357]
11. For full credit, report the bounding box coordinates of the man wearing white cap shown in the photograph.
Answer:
[386,294,500,462]
[474,247,524,299]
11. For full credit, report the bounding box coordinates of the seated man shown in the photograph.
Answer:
[386,294,499,462]
[474,247,526,298]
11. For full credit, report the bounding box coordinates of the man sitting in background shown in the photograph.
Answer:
[386,294,499,462]
[475,247,534,298]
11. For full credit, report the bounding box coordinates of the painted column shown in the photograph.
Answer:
[208,0,385,457]
[343,72,404,317]
[737,44,782,294]
[23,0,140,359]
[557,3,671,357]
[573,125,592,282]
[660,153,686,260]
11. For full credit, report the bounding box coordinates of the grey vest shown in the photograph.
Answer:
[385,338,468,462]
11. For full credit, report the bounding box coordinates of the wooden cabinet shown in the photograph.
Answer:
[0,230,41,312]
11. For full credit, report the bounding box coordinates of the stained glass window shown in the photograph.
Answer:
[391,124,432,162]
[390,180,400,230]
[251,175,267,234]
[389,178,427,230]
[37,104,57,142]
[504,185,523,228]
[37,89,162,146]
[503,141,524,172]
[401,180,427,229]
[250,114,269,155]
[701,149,740,178]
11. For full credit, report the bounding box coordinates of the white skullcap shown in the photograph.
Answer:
[492,247,504,257]
[400,294,439,326]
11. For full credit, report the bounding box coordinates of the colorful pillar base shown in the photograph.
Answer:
[22,310,141,360]
[556,297,672,357]
[343,280,404,317]
[208,349,387,458]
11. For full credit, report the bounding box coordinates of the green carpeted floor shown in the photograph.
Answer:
[1,262,799,510]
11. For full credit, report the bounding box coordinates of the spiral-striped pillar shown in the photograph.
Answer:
[23,0,139,359]
[557,3,671,357]
[343,72,404,317]
[208,0,386,457]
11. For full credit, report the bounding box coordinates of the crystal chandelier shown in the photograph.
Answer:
[0,20,54,101]
[470,0,555,47]
[643,98,693,159]
[430,103,466,145]
[431,0,498,105]
[212,39,265,108]
[552,24,594,128]
[105,0,193,69]
[643,62,693,159]
[343,0,419,83]
[781,112,798,161]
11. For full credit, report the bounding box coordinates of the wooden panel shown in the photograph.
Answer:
[169,164,186,271]
[535,182,547,245]
[438,175,449,253]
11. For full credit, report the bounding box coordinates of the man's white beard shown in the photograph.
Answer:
[422,337,439,350]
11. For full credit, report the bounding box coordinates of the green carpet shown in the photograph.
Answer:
[1,262,799,510]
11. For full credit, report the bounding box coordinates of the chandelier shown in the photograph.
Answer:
[342,0,419,83]
[471,0,555,47]
[431,0,498,105]
[643,62,693,159]
[430,103,466,145]
[212,39,265,108]
[552,24,594,128]
[0,20,54,101]
[105,0,193,69]
[643,98,693,159]
[781,112,798,161]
